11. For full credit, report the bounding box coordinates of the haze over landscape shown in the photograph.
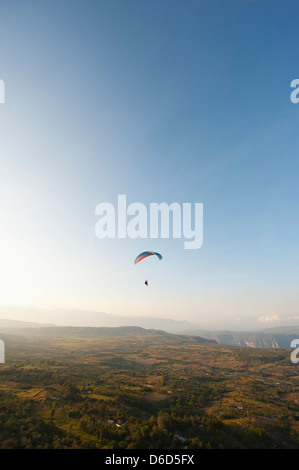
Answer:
[1,304,299,333]
[1,0,299,332]
[0,1,299,451]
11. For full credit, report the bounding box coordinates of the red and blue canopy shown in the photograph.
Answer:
[134,251,163,264]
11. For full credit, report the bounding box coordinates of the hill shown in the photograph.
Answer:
[0,324,216,344]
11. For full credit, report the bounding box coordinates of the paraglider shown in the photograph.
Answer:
[134,251,162,264]
[134,251,162,286]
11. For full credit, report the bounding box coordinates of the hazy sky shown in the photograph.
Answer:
[0,0,299,328]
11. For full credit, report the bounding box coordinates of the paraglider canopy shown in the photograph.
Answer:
[134,251,162,264]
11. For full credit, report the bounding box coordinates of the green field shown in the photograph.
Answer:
[0,329,298,449]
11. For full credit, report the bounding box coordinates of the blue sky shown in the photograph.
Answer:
[0,0,299,328]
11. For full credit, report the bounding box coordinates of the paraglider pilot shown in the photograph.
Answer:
[134,252,162,287]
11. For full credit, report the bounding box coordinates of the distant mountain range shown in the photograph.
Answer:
[0,323,215,345]
[0,309,298,349]
[0,307,196,332]
[180,327,299,349]
[0,318,53,328]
